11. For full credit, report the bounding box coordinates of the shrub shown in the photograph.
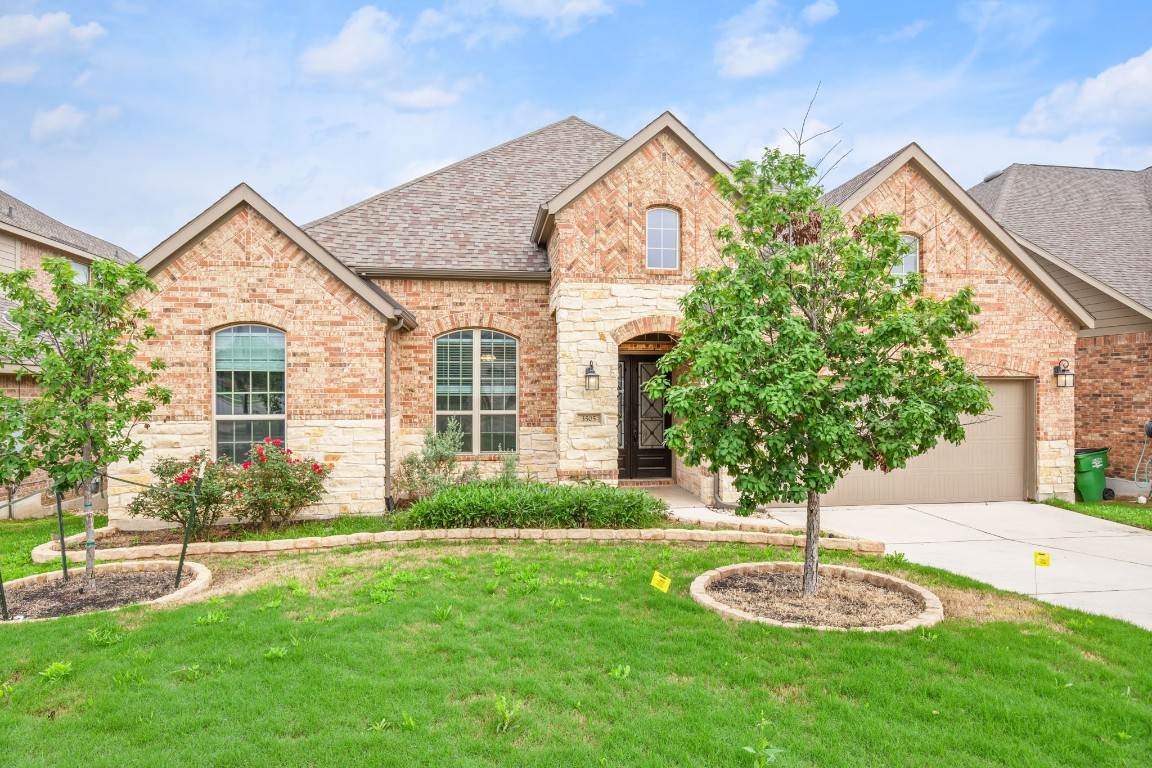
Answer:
[232,438,331,528]
[392,480,669,530]
[394,419,479,499]
[127,454,234,533]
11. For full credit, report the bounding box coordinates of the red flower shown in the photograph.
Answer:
[285,448,292,455]
[315,467,324,474]
[271,439,282,447]
[174,474,191,485]
[259,455,266,462]
[263,437,272,444]
[242,461,252,470]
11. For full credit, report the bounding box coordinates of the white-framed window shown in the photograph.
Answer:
[69,259,90,284]
[893,234,920,278]
[646,207,680,269]
[435,329,518,453]
[213,325,286,462]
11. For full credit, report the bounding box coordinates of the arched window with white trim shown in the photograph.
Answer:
[214,325,286,461]
[894,234,920,278]
[646,207,680,269]
[435,329,518,453]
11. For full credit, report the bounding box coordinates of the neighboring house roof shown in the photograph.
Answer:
[304,116,625,279]
[819,143,1095,329]
[530,111,732,246]
[0,188,134,263]
[137,183,416,328]
[968,163,1152,311]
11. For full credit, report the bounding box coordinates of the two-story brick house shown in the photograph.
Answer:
[101,112,1092,527]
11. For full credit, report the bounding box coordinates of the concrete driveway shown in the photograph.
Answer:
[769,501,1152,631]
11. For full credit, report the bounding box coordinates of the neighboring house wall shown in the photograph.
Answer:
[1076,332,1152,483]
[1038,261,1152,337]
[847,164,1078,499]
[372,276,559,481]
[0,233,16,272]
[546,130,732,496]
[108,204,393,528]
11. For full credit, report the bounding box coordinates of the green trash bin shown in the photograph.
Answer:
[1074,448,1110,502]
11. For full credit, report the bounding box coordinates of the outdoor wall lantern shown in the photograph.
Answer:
[1053,359,1075,388]
[584,361,600,391]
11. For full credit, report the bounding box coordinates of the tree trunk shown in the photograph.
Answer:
[82,442,96,588]
[803,489,820,596]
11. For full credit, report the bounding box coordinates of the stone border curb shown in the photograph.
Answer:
[32,525,884,564]
[1,560,212,624]
[689,561,943,632]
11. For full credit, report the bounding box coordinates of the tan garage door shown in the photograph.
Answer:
[821,379,1031,506]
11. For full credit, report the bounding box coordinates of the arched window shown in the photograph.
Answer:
[646,208,680,269]
[435,329,518,453]
[214,325,286,462]
[894,234,920,278]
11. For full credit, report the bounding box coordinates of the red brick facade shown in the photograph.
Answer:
[1076,332,1152,481]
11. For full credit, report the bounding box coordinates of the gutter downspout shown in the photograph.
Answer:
[385,315,405,513]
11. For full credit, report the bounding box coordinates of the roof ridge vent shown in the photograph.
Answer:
[982,168,1005,182]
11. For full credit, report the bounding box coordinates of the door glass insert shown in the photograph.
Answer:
[638,363,666,448]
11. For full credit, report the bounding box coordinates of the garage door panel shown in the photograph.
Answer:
[821,380,1029,506]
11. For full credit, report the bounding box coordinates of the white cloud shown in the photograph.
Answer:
[299,6,399,77]
[958,1,1052,49]
[0,12,104,51]
[801,0,838,24]
[384,85,464,110]
[497,0,615,36]
[879,19,931,43]
[0,62,36,83]
[1020,47,1152,137]
[30,103,88,142]
[717,27,809,79]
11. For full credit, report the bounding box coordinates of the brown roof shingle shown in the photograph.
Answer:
[968,164,1152,309]
[304,116,625,274]
[0,188,134,263]
[820,145,910,209]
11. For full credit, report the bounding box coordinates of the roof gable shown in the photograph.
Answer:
[531,111,731,246]
[829,144,1094,330]
[304,116,625,278]
[137,184,414,327]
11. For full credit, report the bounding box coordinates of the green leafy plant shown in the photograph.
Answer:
[175,664,203,683]
[127,454,235,533]
[743,714,787,766]
[394,419,480,500]
[483,580,500,595]
[493,694,522,734]
[115,668,145,687]
[194,610,228,626]
[39,661,73,684]
[400,711,417,731]
[499,451,518,484]
[0,257,173,585]
[86,627,123,647]
[432,604,455,623]
[650,144,990,594]
[393,480,668,530]
[264,646,288,660]
[368,717,394,732]
[231,438,330,528]
[0,395,34,527]
[609,664,631,680]
[0,679,15,701]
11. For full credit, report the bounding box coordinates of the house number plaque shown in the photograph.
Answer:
[576,413,603,425]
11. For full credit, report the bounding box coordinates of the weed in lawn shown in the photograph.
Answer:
[483,580,500,595]
[441,556,462,567]
[115,668,145,687]
[883,551,908,567]
[578,594,601,603]
[264,647,288,661]
[401,712,417,731]
[260,597,284,611]
[0,680,14,701]
[368,717,394,732]
[493,694,522,734]
[86,627,124,647]
[175,664,203,683]
[367,577,399,605]
[743,714,787,766]
[509,565,543,595]
[194,610,227,626]
[38,662,72,684]
[318,566,357,591]
[433,605,455,623]
[548,597,567,610]
[919,628,939,642]
[492,556,515,576]
[609,664,631,680]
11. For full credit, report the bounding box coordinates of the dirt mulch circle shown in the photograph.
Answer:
[66,526,275,550]
[705,571,923,628]
[2,569,196,621]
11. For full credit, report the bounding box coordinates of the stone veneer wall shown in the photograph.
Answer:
[107,204,395,528]
[373,277,558,481]
[848,164,1078,500]
[1076,331,1152,483]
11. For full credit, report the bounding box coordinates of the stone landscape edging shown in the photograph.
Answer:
[1,560,212,623]
[689,561,943,632]
[32,523,884,564]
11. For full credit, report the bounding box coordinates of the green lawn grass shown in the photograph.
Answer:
[0,528,1148,767]
[0,513,108,581]
[1046,498,1152,531]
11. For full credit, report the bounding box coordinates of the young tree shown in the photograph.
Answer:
[649,148,990,595]
[0,395,34,520]
[0,258,172,587]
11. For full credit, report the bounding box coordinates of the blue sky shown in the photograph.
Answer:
[2,0,1151,255]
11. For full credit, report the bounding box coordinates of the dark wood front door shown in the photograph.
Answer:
[618,356,673,479]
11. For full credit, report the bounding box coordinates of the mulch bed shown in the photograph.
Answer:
[2,569,196,621]
[705,571,923,628]
[67,525,289,550]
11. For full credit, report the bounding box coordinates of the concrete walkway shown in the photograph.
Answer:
[765,501,1152,631]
